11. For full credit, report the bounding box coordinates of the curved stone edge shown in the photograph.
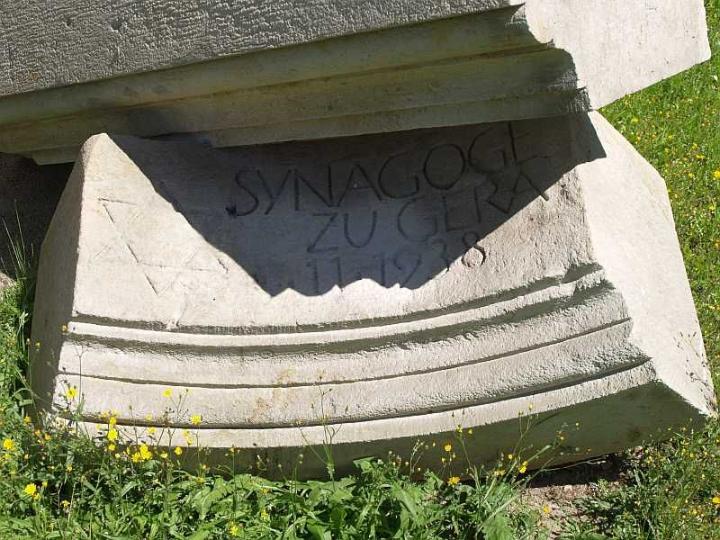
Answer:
[53,270,618,385]
[65,363,712,478]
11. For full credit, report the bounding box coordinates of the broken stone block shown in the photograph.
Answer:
[30,112,715,475]
[0,0,709,163]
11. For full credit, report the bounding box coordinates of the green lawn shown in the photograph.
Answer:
[0,2,718,538]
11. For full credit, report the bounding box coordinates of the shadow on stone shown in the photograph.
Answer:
[0,154,71,283]
[114,114,607,297]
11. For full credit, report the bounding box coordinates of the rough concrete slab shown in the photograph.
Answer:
[0,0,709,163]
[30,113,715,476]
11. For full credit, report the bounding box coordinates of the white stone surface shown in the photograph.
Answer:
[0,0,709,163]
[30,112,716,475]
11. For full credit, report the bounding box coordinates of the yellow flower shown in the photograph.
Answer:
[107,428,118,442]
[447,476,461,486]
[507,453,513,461]
[713,170,720,180]
[229,523,240,536]
[160,451,168,459]
[61,500,70,508]
[23,416,31,425]
[41,480,48,488]
[131,452,142,463]
[174,446,183,456]
[518,461,528,474]
[162,388,173,398]
[542,504,551,515]
[65,387,77,400]
[147,427,157,436]
[109,416,117,427]
[2,438,15,451]
[190,414,202,426]
[108,444,116,452]
[260,508,270,521]
[23,483,37,497]
[713,495,720,506]
[138,444,153,461]
[44,433,51,442]
[66,464,73,473]
[443,443,452,453]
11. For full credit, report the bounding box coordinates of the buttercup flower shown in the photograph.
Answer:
[174,446,183,456]
[443,443,452,453]
[518,461,528,474]
[138,444,153,461]
[65,387,77,400]
[162,388,173,398]
[2,438,14,451]
[447,476,461,486]
[190,414,202,426]
[23,483,37,497]
[107,428,118,442]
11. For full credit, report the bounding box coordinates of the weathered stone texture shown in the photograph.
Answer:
[0,0,709,163]
[30,113,715,475]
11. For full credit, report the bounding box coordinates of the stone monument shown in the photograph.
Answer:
[0,0,712,475]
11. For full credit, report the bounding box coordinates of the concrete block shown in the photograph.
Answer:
[0,0,709,163]
[30,112,716,475]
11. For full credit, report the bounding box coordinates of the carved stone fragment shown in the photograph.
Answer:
[30,113,715,475]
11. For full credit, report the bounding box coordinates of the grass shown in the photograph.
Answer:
[0,1,719,537]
